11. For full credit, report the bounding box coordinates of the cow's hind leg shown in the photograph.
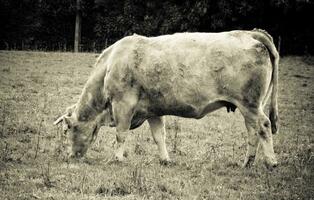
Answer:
[243,120,259,168]
[112,92,138,161]
[241,107,278,169]
[257,110,278,169]
[147,117,171,165]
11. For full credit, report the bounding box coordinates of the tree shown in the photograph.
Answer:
[0,0,313,54]
[74,0,82,52]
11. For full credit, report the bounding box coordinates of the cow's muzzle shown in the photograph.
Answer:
[264,158,278,170]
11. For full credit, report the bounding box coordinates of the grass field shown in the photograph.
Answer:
[0,51,313,200]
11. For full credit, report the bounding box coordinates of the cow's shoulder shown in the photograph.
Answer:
[108,34,147,63]
[108,34,150,70]
[115,34,147,49]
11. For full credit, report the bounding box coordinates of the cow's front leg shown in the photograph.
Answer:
[112,92,137,162]
[115,131,128,161]
[147,117,171,165]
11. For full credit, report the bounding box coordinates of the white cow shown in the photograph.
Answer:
[54,29,279,169]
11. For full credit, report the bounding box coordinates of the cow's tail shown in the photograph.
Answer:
[251,28,279,134]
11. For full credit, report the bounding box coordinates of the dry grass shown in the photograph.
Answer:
[0,51,313,199]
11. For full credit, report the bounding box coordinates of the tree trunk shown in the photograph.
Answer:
[74,0,81,52]
[63,41,67,52]
[92,41,96,52]
[105,38,108,49]
[277,35,281,55]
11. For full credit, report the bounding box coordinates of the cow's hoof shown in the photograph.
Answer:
[159,159,175,166]
[114,150,128,162]
[67,157,78,163]
[114,155,126,162]
[67,154,81,163]
[81,157,92,165]
[242,160,253,168]
[242,155,255,168]
[242,162,253,169]
[264,161,278,171]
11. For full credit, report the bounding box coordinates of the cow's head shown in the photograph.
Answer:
[54,104,113,159]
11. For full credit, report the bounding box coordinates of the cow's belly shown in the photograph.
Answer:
[134,89,232,120]
[148,100,227,119]
[129,97,236,130]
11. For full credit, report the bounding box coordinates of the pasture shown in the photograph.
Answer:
[0,51,313,199]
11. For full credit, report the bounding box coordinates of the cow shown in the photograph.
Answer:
[54,29,279,169]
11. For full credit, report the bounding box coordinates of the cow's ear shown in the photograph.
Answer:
[53,115,65,125]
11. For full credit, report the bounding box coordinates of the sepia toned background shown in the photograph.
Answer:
[0,0,314,54]
[0,0,313,199]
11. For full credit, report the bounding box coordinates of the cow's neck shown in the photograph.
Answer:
[73,47,111,122]
[75,71,106,121]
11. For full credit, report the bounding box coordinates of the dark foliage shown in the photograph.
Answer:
[0,0,313,54]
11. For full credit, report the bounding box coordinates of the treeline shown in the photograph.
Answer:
[0,0,313,54]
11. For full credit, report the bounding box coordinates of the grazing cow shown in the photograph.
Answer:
[54,29,279,169]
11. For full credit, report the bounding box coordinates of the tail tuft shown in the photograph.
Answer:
[269,108,278,134]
